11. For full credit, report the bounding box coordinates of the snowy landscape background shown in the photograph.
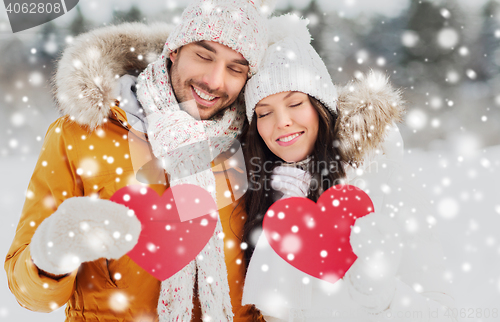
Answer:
[1,0,500,320]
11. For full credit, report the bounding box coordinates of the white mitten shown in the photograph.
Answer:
[30,197,141,275]
[346,212,402,311]
[270,165,312,199]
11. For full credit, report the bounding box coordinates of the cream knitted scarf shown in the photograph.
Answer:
[136,49,245,321]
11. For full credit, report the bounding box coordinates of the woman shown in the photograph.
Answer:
[240,15,457,321]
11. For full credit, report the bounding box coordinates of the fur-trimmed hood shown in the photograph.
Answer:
[335,71,405,166]
[53,22,404,164]
[53,22,174,130]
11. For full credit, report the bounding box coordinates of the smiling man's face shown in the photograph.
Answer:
[169,41,249,120]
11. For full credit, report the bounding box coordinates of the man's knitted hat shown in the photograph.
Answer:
[163,0,276,77]
[245,14,337,123]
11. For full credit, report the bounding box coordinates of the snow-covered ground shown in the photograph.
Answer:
[1,144,499,321]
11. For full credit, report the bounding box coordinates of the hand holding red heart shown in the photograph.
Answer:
[31,184,219,282]
[263,184,375,284]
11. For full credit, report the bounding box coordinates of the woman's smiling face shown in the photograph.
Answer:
[255,91,319,162]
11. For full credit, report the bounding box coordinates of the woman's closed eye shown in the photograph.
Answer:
[257,112,271,119]
[289,101,303,108]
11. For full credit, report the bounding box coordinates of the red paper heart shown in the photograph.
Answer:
[110,184,217,281]
[263,184,374,284]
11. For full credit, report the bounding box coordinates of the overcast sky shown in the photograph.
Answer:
[0,0,492,33]
[66,0,413,24]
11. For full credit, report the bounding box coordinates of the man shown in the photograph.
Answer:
[5,0,272,320]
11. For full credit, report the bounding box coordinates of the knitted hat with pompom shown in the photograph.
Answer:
[164,0,277,77]
[245,14,337,123]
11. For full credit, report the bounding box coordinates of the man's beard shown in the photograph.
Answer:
[169,59,230,120]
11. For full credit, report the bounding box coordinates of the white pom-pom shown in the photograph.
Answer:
[252,0,278,16]
[267,14,311,45]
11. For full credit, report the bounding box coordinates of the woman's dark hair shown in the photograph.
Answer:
[240,95,347,267]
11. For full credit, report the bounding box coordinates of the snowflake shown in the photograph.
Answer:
[437,28,459,48]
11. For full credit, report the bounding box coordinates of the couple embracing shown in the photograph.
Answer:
[5,0,456,321]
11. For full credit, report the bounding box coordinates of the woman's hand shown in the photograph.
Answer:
[270,165,312,199]
[347,212,402,299]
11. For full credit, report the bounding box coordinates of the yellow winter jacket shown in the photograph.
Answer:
[4,105,262,321]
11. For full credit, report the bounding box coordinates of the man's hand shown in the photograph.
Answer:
[30,197,141,276]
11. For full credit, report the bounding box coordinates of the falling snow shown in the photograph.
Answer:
[1,0,500,320]
[437,28,459,48]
